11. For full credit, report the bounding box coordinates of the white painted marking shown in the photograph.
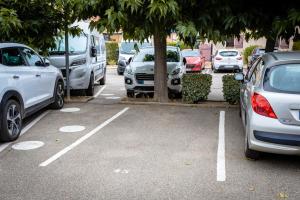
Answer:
[93,85,107,98]
[105,96,120,100]
[12,141,44,150]
[39,107,129,167]
[59,125,86,133]
[60,107,80,113]
[217,111,226,182]
[114,169,129,174]
[0,111,49,153]
[101,94,114,96]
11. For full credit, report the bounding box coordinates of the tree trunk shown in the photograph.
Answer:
[153,26,168,103]
[265,37,276,53]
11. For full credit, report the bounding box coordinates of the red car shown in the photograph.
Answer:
[182,49,205,72]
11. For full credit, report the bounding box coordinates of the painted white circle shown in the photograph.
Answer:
[60,108,80,113]
[12,141,44,150]
[106,96,120,100]
[101,94,115,96]
[59,125,86,133]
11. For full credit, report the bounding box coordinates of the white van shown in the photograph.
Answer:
[48,21,106,96]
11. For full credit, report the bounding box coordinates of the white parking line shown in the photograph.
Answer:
[39,107,129,167]
[217,111,226,182]
[0,111,49,153]
[93,85,107,98]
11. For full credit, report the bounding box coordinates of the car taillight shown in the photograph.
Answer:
[236,57,242,60]
[251,93,277,119]
[216,57,222,60]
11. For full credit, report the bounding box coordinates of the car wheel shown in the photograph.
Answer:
[0,99,22,142]
[127,90,135,98]
[100,71,106,85]
[244,126,260,160]
[86,74,95,96]
[51,81,65,109]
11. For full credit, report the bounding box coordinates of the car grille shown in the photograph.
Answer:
[135,73,154,81]
[60,69,72,77]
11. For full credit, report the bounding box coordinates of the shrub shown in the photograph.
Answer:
[167,41,190,50]
[182,74,212,103]
[293,41,300,50]
[243,45,259,64]
[222,75,241,105]
[106,41,119,65]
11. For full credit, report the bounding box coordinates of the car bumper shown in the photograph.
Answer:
[248,112,300,155]
[214,63,243,70]
[124,73,182,93]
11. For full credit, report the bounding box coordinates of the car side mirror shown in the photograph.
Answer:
[127,57,133,65]
[44,58,50,66]
[183,58,187,65]
[91,46,97,57]
[234,73,244,82]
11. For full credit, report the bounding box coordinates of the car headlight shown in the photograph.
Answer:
[125,66,133,75]
[71,58,86,66]
[172,68,181,75]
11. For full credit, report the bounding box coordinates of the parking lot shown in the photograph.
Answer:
[1,68,300,200]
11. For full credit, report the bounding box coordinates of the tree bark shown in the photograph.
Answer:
[153,26,168,103]
[265,37,276,53]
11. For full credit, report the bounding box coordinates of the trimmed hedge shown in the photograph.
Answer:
[222,75,241,105]
[293,41,300,50]
[167,41,190,50]
[182,74,212,103]
[243,45,259,64]
[106,41,119,65]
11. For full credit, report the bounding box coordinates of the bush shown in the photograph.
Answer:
[167,41,190,50]
[106,41,119,65]
[182,74,212,103]
[293,41,300,50]
[243,45,259,64]
[222,75,241,105]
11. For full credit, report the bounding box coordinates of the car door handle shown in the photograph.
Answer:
[36,74,41,77]
[13,75,19,79]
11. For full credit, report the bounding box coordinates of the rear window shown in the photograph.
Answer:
[219,51,238,57]
[264,64,300,94]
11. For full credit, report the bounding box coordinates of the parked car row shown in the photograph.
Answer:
[0,22,107,142]
[235,51,300,159]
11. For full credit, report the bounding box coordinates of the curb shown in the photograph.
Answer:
[119,100,238,108]
[65,96,94,103]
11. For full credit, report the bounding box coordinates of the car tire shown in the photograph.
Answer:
[127,90,135,98]
[0,99,22,142]
[244,131,260,160]
[86,74,95,96]
[50,81,65,110]
[117,71,123,76]
[100,71,106,85]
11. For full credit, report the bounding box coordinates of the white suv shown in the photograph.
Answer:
[0,43,64,142]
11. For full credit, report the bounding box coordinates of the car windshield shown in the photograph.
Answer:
[120,42,151,54]
[264,64,300,94]
[182,50,200,57]
[133,48,180,62]
[219,51,238,57]
[49,34,88,55]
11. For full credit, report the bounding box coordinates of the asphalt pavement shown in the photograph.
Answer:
[0,68,300,200]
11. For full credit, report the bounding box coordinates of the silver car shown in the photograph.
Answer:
[124,46,186,97]
[235,52,300,159]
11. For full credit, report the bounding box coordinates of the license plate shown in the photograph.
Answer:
[186,68,192,71]
[225,65,233,68]
[144,81,154,85]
